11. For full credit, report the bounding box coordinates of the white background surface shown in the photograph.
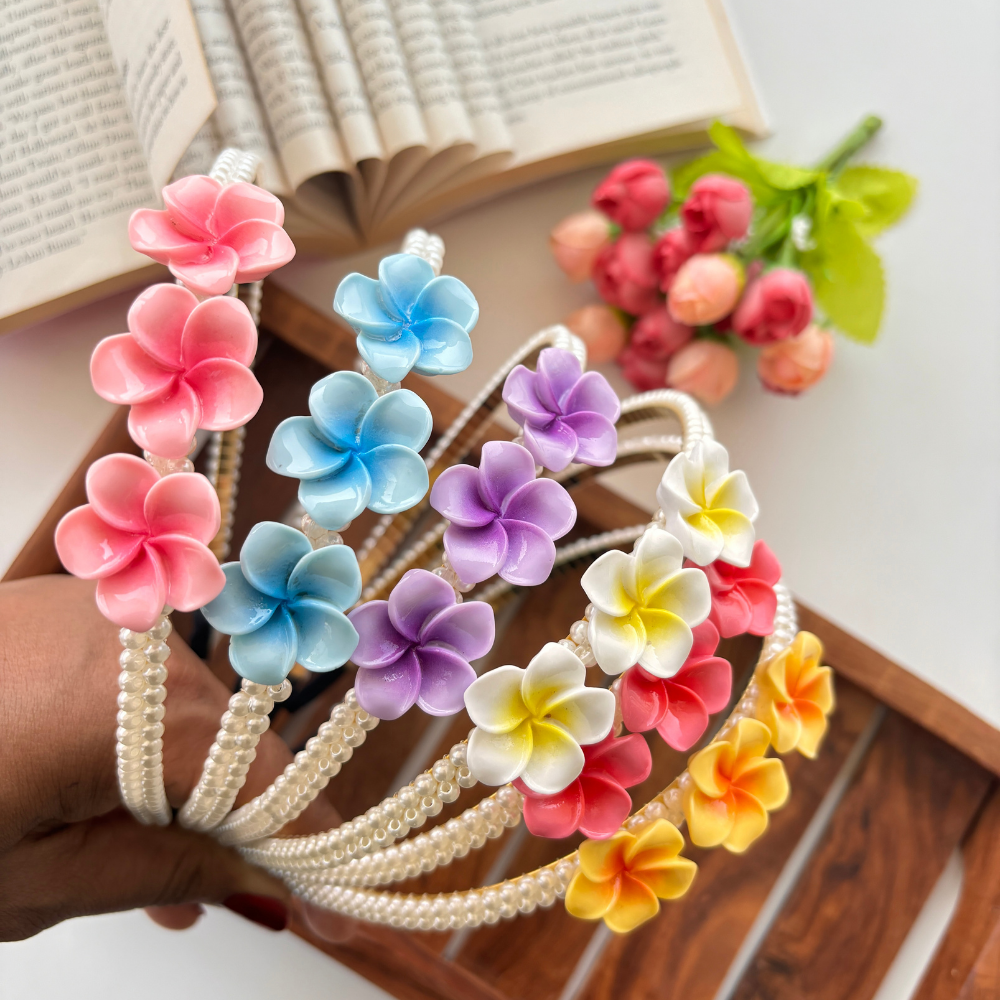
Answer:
[0,0,994,994]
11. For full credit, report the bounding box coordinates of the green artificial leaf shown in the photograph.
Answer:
[833,166,918,238]
[801,213,885,343]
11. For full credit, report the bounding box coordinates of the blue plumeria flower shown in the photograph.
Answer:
[333,253,478,383]
[266,370,433,531]
[201,522,362,685]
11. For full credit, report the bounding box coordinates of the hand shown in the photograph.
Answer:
[0,575,340,940]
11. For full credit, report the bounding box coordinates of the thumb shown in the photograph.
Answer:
[0,810,289,941]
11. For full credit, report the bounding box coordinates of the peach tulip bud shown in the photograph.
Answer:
[667,340,739,406]
[757,324,834,395]
[564,304,628,363]
[549,211,611,282]
[668,254,745,326]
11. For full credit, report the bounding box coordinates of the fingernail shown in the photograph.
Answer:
[223,894,288,931]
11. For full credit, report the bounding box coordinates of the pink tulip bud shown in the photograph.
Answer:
[617,345,669,392]
[732,267,813,345]
[592,159,670,231]
[549,211,611,282]
[564,304,628,364]
[681,174,753,252]
[629,307,693,361]
[757,324,834,395]
[652,227,695,292]
[667,340,739,406]
[592,232,660,316]
[668,254,745,326]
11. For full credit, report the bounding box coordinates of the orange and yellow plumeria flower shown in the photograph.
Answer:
[755,631,834,758]
[565,819,697,932]
[682,717,788,853]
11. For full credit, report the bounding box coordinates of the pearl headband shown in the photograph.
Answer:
[55,150,834,935]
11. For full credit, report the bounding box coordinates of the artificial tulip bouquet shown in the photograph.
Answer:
[551,116,916,404]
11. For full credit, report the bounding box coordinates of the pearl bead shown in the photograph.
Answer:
[245,715,269,736]
[144,641,171,664]
[142,704,165,723]
[143,664,167,686]
[120,649,146,671]
[120,629,148,650]
[119,671,144,693]
[142,685,166,706]
[148,618,172,641]
[448,743,467,767]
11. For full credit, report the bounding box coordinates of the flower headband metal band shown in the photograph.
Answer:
[55,149,835,936]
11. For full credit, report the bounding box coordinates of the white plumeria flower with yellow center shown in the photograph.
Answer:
[464,642,616,795]
[581,528,711,678]
[655,439,759,568]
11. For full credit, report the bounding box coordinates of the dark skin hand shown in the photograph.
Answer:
[0,574,350,940]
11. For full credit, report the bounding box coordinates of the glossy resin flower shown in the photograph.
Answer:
[700,540,781,638]
[267,371,432,531]
[90,284,263,458]
[348,569,495,720]
[502,347,621,472]
[755,631,835,757]
[683,718,789,853]
[129,175,295,296]
[55,454,224,631]
[565,820,697,933]
[581,528,711,678]
[333,254,478,383]
[430,441,576,586]
[619,621,732,751]
[201,522,361,686]
[656,440,759,567]
[464,642,616,794]
[514,732,651,840]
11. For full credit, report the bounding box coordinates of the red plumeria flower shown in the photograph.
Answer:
[128,175,295,296]
[697,540,781,638]
[514,732,652,840]
[90,284,263,459]
[619,621,732,751]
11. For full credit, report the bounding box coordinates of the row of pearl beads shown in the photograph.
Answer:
[238,742,477,870]
[116,615,173,826]
[215,690,378,846]
[287,857,578,930]
[177,678,290,832]
[301,512,347,549]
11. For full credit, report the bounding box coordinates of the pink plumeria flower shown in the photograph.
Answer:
[128,175,295,296]
[55,454,225,631]
[90,283,264,458]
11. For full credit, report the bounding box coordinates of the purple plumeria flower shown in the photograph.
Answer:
[349,569,495,720]
[430,441,577,586]
[502,347,621,472]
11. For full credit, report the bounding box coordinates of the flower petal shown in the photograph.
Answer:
[521,720,585,794]
[128,380,202,459]
[55,505,143,580]
[633,528,685,598]
[683,786,735,848]
[358,328,423,383]
[499,519,556,586]
[633,859,697,902]
[688,740,732,797]
[733,757,789,811]
[730,718,773,760]
[387,568,456,641]
[355,650,421,719]
[478,441,537,511]
[443,521,508,585]
[127,283,197,370]
[229,606,298,685]
[430,465,496,527]
[161,174,221,239]
[95,546,168,631]
[563,370,621,422]
[144,471,221,544]
[748,540,782,586]
[358,389,432,455]
[585,732,652,788]
[267,416,351,482]
[521,642,586,717]
[520,779,585,839]
[170,244,241,297]
[645,568,712,627]
[604,874,660,933]
[415,646,477,715]
[308,370,377,450]
[741,580,778,636]
[464,664,529,733]
[90,334,176,405]
[147,534,226,611]
[708,470,759,523]
[619,666,667,733]
[288,598,359,671]
[220,219,296,283]
[793,701,830,759]
[578,828,630,881]
[725,788,769,853]
[578,773,633,840]
[582,550,638,618]
[410,316,474,376]
[213,181,285,232]
[419,600,495,660]
[378,253,435,319]
[347,601,409,667]
[363,443,429,514]
[674,656,732,715]
[501,479,577,539]
[467,719,533,785]
[656,683,709,751]
[636,608,693,678]
[588,608,643,676]
[412,274,479,331]
[703,509,756,568]
[287,543,362,610]
[333,273,398,338]
[201,562,279,636]
[545,687,616,746]
[86,453,157,532]
[128,208,205,264]
[562,411,618,467]
[522,420,579,472]
[239,521,312,600]
[502,367,552,425]
[181,294,258,367]
[565,872,618,921]
[298,456,373,531]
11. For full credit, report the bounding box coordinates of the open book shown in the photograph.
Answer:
[0,0,763,332]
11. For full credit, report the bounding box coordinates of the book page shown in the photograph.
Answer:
[173,119,223,178]
[0,0,159,326]
[188,0,288,192]
[99,0,216,189]
[471,0,745,165]
[229,0,348,190]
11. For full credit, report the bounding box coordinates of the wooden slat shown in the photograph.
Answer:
[730,711,991,1000]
